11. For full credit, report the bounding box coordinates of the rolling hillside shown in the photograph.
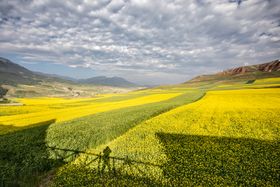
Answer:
[0,57,139,97]
[187,59,280,83]
[0,57,85,86]
[0,57,138,88]
[0,57,45,85]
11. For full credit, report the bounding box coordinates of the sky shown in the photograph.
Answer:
[0,0,279,85]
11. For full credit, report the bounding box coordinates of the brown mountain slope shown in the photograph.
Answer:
[187,59,280,83]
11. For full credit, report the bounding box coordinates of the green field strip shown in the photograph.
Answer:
[45,90,204,151]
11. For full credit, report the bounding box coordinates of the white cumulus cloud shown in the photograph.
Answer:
[0,0,279,84]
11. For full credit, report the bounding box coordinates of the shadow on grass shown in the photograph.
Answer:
[53,166,163,187]
[156,132,280,186]
[45,146,164,186]
[0,119,66,186]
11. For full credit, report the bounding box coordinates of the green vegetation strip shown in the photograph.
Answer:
[0,90,204,186]
[46,91,204,151]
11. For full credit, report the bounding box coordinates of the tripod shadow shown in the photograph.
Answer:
[156,132,280,186]
[51,146,164,186]
[0,119,66,186]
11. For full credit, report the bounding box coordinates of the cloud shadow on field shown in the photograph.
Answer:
[155,132,280,186]
[0,119,67,186]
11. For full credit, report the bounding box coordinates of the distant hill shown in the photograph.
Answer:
[0,57,40,85]
[0,57,140,97]
[35,71,77,82]
[0,57,75,85]
[79,76,138,87]
[0,57,138,88]
[187,59,280,83]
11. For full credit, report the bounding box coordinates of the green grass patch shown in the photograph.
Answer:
[46,91,204,151]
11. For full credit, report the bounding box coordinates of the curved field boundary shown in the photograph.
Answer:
[71,88,279,186]
[45,90,205,151]
[0,90,205,186]
[0,93,180,126]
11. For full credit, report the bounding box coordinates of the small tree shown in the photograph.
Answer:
[0,86,8,99]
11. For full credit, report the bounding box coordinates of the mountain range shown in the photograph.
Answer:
[1,57,280,97]
[0,57,138,88]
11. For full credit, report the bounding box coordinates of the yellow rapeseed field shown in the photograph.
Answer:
[254,77,280,84]
[80,88,280,182]
[0,93,180,126]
